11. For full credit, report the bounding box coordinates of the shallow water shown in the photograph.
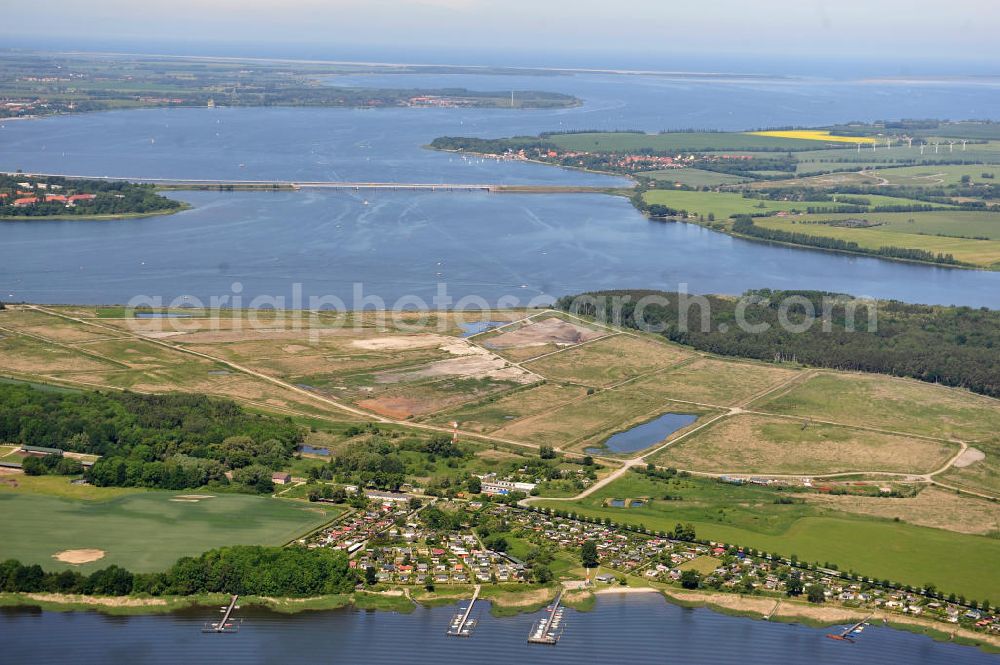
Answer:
[1,71,998,307]
[1,594,994,665]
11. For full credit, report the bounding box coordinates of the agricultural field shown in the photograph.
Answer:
[644,168,751,187]
[534,473,1000,600]
[642,189,939,220]
[870,164,999,187]
[0,483,342,572]
[544,131,833,152]
[748,130,878,144]
[749,212,1000,268]
[790,140,1000,167]
[650,413,958,475]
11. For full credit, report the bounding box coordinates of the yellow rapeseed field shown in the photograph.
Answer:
[748,130,878,144]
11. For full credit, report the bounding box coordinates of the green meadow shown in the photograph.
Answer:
[535,473,1000,601]
[0,487,342,572]
[642,189,940,219]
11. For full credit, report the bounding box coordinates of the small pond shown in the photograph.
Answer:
[298,444,331,456]
[458,321,506,337]
[588,413,699,454]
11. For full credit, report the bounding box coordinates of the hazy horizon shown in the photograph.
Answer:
[2,0,997,77]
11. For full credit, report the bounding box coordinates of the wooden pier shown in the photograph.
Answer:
[825,615,872,642]
[202,594,241,633]
[447,585,481,637]
[528,590,564,645]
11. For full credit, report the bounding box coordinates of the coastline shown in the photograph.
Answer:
[429,145,996,272]
[0,203,190,222]
[3,584,997,653]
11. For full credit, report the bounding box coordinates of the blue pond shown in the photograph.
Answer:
[458,321,506,337]
[590,413,699,454]
[297,445,331,456]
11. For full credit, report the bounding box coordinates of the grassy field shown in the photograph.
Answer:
[756,372,1000,443]
[628,357,799,407]
[521,334,690,388]
[871,164,1000,187]
[0,484,342,572]
[750,213,1000,268]
[789,141,1000,167]
[642,189,939,220]
[936,438,1000,496]
[535,473,1000,600]
[645,168,751,187]
[491,381,719,452]
[545,131,830,152]
[651,413,958,475]
[426,382,588,432]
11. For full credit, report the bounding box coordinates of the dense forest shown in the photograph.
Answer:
[556,290,1000,397]
[0,546,355,597]
[0,175,181,217]
[0,384,302,490]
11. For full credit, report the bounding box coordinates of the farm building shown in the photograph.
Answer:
[20,445,64,458]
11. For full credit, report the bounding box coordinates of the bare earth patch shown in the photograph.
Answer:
[376,350,535,385]
[53,549,105,565]
[351,334,456,351]
[953,447,986,468]
[486,318,604,349]
[25,593,168,607]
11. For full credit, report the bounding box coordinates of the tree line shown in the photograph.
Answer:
[557,289,1000,397]
[0,545,354,597]
[731,216,966,266]
[0,383,303,490]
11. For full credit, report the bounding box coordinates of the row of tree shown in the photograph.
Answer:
[0,383,303,490]
[731,216,966,266]
[0,545,355,597]
[557,289,1000,397]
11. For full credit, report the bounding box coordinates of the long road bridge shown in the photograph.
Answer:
[3,172,628,194]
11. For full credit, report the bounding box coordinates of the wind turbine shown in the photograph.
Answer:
[920,142,926,155]
[961,139,968,151]
[934,141,940,154]
[856,142,861,153]
[948,140,956,153]
[885,137,892,150]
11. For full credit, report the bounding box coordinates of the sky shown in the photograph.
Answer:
[2,0,997,72]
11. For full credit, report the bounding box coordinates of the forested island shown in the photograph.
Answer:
[0,53,579,117]
[0,174,182,219]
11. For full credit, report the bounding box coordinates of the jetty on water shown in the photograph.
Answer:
[826,616,873,642]
[447,585,481,637]
[528,590,565,645]
[202,594,241,633]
